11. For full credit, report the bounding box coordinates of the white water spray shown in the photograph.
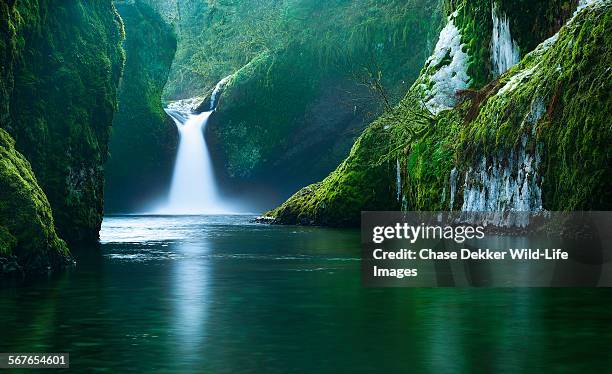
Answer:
[491,4,520,78]
[156,80,233,214]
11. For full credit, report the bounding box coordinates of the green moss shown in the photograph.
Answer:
[451,0,494,89]
[447,0,578,90]
[0,128,70,275]
[208,0,444,186]
[459,4,612,210]
[2,0,125,242]
[1,1,72,275]
[269,2,611,226]
[105,1,177,213]
[0,226,17,257]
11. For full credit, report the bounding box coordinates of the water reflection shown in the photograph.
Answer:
[171,240,210,363]
[0,216,611,372]
[426,292,465,372]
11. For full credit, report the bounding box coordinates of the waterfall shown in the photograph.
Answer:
[490,5,520,78]
[156,96,231,214]
[210,75,232,111]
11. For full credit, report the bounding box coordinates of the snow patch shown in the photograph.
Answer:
[574,0,597,16]
[422,16,471,114]
[497,65,537,96]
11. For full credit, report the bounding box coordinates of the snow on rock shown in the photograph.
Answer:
[421,13,471,114]
[497,64,537,96]
[574,0,597,16]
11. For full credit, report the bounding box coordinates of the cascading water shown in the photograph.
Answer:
[210,75,232,111]
[156,79,232,214]
[490,4,520,77]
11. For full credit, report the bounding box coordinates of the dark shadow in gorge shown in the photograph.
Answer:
[104,1,178,214]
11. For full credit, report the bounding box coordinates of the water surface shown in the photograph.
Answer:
[1,215,611,372]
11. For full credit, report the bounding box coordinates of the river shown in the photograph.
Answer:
[0,215,610,372]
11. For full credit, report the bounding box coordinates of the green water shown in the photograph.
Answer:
[1,215,611,372]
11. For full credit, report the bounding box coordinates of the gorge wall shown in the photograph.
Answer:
[0,0,124,275]
[208,0,445,207]
[108,0,446,210]
[269,0,611,226]
[105,1,177,213]
[4,1,125,242]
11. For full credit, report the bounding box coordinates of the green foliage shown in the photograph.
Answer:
[3,0,125,242]
[164,0,444,99]
[201,0,444,183]
[106,1,177,213]
[269,1,611,225]
[0,128,70,275]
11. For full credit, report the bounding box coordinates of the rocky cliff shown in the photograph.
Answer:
[0,0,124,275]
[0,128,70,276]
[105,1,177,213]
[3,1,125,242]
[269,0,611,226]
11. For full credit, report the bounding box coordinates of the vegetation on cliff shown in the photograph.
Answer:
[0,128,70,276]
[1,0,124,275]
[269,0,611,226]
[207,0,580,195]
[211,0,444,197]
[130,0,444,205]
[2,0,125,243]
[105,1,177,213]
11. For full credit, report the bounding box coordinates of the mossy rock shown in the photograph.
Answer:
[269,1,611,226]
[0,128,71,277]
[3,0,125,243]
[105,1,177,213]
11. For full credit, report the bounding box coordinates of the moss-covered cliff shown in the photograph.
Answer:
[269,0,611,226]
[105,1,177,213]
[1,0,124,275]
[1,0,124,243]
[211,0,445,202]
[131,0,444,206]
[0,128,71,276]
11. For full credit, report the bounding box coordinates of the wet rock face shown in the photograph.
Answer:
[1,1,125,243]
[0,128,71,278]
[269,0,611,226]
[459,137,543,213]
[105,1,178,214]
[1,1,121,275]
